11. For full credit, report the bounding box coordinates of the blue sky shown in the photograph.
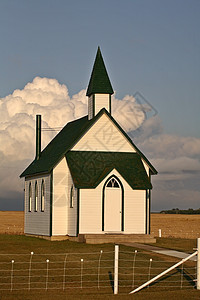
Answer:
[0,0,199,137]
[0,0,200,211]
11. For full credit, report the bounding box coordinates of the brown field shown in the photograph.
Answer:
[151,213,200,239]
[0,211,200,239]
[0,211,24,234]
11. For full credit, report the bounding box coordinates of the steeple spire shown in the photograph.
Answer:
[87,47,114,120]
[86,47,114,97]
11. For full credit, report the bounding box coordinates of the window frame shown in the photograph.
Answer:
[34,181,38,212]
[28,182,32,212]
[106,177,120,188]
[70,185,74,208]
[41,180,45,212]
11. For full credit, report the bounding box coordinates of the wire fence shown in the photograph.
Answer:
[0,248,197,294]
[118,250,197,292]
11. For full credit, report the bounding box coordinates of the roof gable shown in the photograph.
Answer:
[86,47,114,96]
[72,111,135,152]
[20,108,157,177]
[66,151,152,189]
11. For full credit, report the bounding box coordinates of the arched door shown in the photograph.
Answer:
[104,177,122,232]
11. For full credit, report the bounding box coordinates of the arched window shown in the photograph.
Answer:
[70,185,74,208]
[29,182,32,212]
[41,180,45,212]
[106,177,120,188]
[35,181,38,212]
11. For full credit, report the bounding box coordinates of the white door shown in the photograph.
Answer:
[104,178,122,232]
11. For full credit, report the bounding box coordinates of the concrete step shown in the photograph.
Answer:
[78,234,156,244]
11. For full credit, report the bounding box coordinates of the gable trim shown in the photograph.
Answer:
[49,170,53,237]
[76,188,80,237]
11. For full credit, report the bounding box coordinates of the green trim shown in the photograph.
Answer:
[49,171,53,236]
[76,188,80,236]
[149,174,151,234]
[28,182,32,212]
[41,179,45,212]
[102,175,124,232]
[102,187,104,231]
[34,181,38,212]
[149,189,151,234]
[109,94,111,115]
[145,190,148,234]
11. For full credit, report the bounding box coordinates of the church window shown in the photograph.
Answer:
[106,177,120,188]
[35,181,38,212]
[41,180,45,212]
[70,185,74,208]
[29,183,32,212]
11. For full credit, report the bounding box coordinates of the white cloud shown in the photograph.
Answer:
[112,94,146,132]
[0,77,146,208]
[1,76,199,211]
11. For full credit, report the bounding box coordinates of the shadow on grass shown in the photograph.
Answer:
[108,271,114,292]
[147,268,196,289]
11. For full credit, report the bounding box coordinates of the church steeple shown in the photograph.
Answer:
[87,47,114,120]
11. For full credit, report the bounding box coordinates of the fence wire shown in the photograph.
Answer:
[0,248,197,293]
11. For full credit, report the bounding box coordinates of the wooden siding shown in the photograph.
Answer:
[79,186,103,234]
[52,157,77,236]
[72,113,136,152]
[67,172,77,236]
[94,94,110,115]
[52,158,69,235]
[124,187,146,234]
[24,174,51,236]
[79,169,146,234]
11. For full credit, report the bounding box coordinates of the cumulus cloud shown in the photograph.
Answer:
[1,76,200,211]
[0,77,147,209]
[133,117,200,210]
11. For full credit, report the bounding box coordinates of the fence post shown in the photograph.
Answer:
[81,259,83,289]
[159,229,162,238]
[63,253,68,291]
[114,244,119,295]
[197,238,200,290]
[10,260,14,292]
[98,250,103,289]
[28,252,34,291]
[46,259,49,291]
[132,250,137,288]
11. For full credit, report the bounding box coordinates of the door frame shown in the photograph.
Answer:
[102,175,124,232]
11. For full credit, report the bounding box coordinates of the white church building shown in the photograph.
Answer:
[20,48,157,243]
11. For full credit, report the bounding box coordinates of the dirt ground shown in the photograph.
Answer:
[151,213,200,239]
[0,211,200,239]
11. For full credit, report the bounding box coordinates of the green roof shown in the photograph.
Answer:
[20,108,157,178]
[66,151,152,189]
[20,115,89,177]
[86,47,114,96]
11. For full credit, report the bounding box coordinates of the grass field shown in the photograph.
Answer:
[0,212,200,299]
[0,235,199,300]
